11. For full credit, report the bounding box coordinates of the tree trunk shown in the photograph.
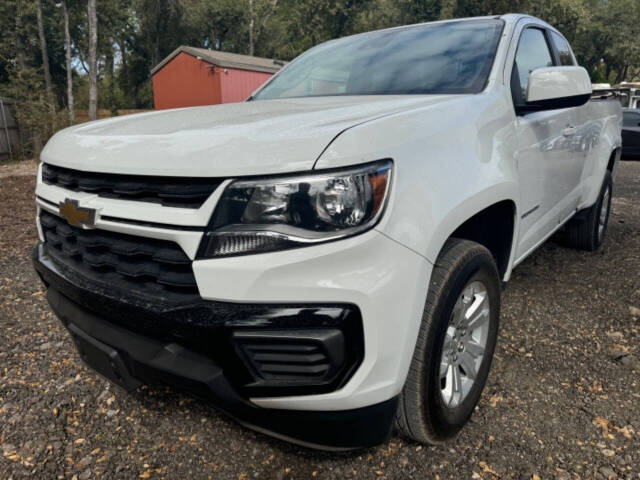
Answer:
[36,0,55,111]
[14,3,26,71]
[248,0,255,56]
[614,65,628,85]
[118,40,129,104]
[106,47,116,114]
[62,0,74,123]
[88,0,98,121]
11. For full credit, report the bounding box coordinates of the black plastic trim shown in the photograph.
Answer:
[516,93,591,115]
[39,210,200,298]
[100,215,205,232]
[43,286,393,450]
[33,243,364,396]
[41,163,223,209]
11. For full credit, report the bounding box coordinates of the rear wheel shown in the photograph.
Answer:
[395,239,500,444]
[560,171,612,251]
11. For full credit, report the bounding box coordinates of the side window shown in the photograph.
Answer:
[512,28,554,104]
[550,31,575,66]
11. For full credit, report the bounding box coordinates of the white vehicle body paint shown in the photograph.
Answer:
[35,14,621,418]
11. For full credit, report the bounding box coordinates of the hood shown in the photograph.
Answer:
[41,95,459,177]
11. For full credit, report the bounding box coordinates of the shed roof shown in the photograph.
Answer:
[151,46,287,75]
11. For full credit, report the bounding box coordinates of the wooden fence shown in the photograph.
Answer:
[0,97,21,162]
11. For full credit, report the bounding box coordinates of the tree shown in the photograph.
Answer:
[61,0,74,122]
[248,0,279,56]
[87,0,97,120]
[36,0,55,111]
[1,0,640,146]
[183,0,248,52]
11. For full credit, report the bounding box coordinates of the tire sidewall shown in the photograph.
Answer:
[593,172,613,249]
[424,252,500,439]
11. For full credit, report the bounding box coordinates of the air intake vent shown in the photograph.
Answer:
[232,329,345,388]
[42,163,223,208]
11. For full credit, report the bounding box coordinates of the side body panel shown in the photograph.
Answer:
[502,17,622,264]
[512,107,580,259]
[573,99,622,207]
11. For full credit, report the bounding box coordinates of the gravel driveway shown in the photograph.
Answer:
[1,161,639,480]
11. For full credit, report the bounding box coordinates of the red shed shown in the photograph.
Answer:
[151,46,285,110]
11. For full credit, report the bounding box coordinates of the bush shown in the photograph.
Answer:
[0,65,70,159]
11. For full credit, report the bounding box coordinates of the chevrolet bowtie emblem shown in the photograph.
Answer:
[59,199,97,227]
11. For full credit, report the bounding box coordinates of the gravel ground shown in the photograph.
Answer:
[1,161,640,480]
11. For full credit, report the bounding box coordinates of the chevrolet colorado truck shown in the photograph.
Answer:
[33,14,622,450]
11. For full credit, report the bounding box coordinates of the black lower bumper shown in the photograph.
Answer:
[33,243,397,450]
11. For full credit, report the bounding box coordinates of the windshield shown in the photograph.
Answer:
[254,19,504,100]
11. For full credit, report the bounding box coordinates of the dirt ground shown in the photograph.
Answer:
[1,161,639,480]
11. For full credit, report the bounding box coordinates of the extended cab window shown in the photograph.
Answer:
[549,31,575,66]
[511,28,554,105]
[254,19,504,99]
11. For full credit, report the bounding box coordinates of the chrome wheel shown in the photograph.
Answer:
[439,280,490,408]
[598,185,610,242]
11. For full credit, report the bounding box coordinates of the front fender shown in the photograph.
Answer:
[315,92,519,267]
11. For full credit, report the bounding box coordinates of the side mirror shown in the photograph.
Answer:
[521,66,592,114]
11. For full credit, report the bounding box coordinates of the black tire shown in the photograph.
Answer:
[395,238,500,444]
[560,171,613,251]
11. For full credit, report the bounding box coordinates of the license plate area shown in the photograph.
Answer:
[67,323,142,392]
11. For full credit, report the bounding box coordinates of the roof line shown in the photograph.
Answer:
[151,46,286,76]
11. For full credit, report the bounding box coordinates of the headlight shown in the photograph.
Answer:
[198,160,392,258]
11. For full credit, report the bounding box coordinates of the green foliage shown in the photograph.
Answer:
[0,64,68,158]
[0,0,639,157]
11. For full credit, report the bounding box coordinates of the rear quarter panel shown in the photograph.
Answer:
[574,99,623,208]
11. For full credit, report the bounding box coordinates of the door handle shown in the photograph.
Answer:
[563,126,577,137]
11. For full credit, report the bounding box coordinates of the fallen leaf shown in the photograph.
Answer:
[479,461,499,476]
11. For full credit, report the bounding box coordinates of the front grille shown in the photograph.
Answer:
[42,163,222,208]
[39,210,199,299]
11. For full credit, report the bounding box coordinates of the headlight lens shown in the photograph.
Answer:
[199,160,392,257]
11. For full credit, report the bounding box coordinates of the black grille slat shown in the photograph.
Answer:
[251,352,328,364]
[42,163,222,208]
[39,211,199,297]
[259,364,330,375]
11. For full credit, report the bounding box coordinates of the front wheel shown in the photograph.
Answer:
[395,238,500,444]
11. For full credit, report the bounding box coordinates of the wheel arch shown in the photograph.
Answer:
[425,188,519,282]
[607,146,621,178]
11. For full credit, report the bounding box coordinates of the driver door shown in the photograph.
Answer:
[512,27,579,261]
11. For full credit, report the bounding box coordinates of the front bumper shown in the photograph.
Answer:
[33,243,398,449]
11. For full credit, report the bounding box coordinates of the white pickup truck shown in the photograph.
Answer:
[33,14,622,450]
